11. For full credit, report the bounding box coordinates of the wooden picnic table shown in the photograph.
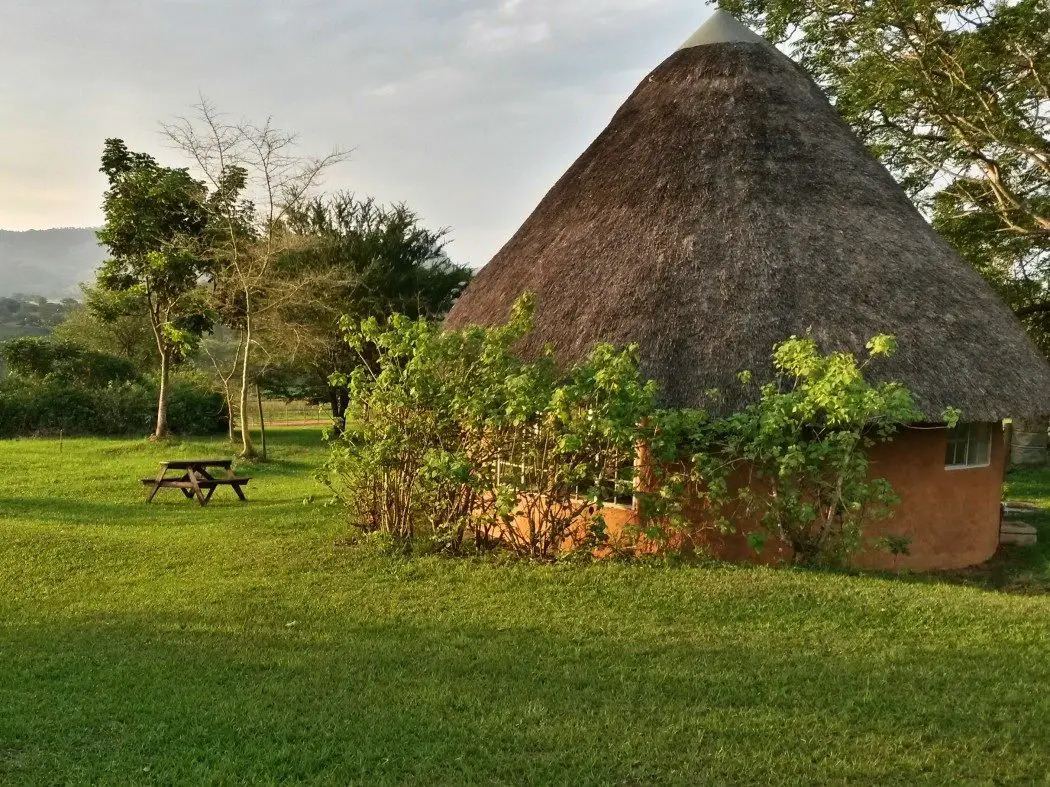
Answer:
[142,459,250,506]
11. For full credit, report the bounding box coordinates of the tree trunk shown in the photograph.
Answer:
[338,387,349,419]
[330,385,349,437]
[256,385,268,461]
[238,317,257,459]
[328,387,340,423]
[155,348,171,439]
[226,396,235,442]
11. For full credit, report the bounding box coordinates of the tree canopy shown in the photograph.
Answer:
[265,194,473,425]
[95,138,214,438]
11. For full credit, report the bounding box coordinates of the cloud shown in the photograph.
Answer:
[0,0,711,267]
[464,0,674,53]
[468,19,552,51]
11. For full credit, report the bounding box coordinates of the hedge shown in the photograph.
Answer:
[0,376,227,438]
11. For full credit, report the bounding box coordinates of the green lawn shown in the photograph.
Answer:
[1,429,1049,784]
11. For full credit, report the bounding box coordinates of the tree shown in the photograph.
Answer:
[162,100,350,458]
[95,139,213,439]
[717,0,1050,339]
[275,194,473,430]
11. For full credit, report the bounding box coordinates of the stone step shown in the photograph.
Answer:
[1003,500,1040,510]
[1000,522,1038,547]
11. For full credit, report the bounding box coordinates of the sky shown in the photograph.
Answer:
[0,0,713,268]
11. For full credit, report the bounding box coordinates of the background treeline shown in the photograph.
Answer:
[0,104,470,445]
[0,336,224,438]
[0,295,78,340]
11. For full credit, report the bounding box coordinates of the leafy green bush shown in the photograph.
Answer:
[324,296,927,566]
[702,336,924,566]
[0,375,226,438]
[0,336,225,438]
[323,295,667,558]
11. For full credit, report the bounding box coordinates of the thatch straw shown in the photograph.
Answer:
[446,22,1050,421]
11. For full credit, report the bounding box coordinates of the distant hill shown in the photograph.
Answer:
[0,228,106,298]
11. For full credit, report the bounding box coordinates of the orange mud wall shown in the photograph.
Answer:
[860,425,1006,570]
[508,425,1006,571]
[680,425,1006,571]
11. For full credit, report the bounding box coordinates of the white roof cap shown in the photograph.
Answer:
[678,9,768,50]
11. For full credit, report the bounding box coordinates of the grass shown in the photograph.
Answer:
[992,467,1050,591]
[1,429,1049,784]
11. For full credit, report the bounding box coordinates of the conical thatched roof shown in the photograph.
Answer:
[446,11,1050,421]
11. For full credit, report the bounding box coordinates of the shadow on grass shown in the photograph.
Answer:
[1,613,1047,784]
[852,552,1050,596]
[784,522,1050,595]
[0,497,240,525]
[876,509,1050,596]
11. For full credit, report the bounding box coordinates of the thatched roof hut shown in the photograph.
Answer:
[446,11,1050,422]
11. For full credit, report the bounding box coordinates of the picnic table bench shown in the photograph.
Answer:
[142,459,250,506]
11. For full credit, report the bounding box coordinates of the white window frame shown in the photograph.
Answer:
[495,455,638,510]
[945,423,993,470]
[578,451,638,510]
[579,462,637,510]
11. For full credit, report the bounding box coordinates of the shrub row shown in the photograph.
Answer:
[0,375,227,438]
[0,336,140,387]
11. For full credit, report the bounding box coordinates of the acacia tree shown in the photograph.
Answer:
[163,100,350,458]
[95,139,212,439]
[272,194,473,430]
[717,0,1050,338]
